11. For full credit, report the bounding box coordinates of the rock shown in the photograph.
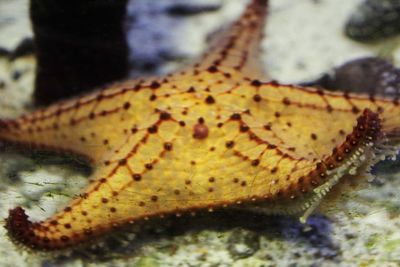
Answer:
[227,228,260,259]
[166,3,221,17]
[302,57,400,98]
[9,37,34,61]
[345,0,400,41]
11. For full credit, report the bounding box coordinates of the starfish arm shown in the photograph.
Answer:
[0,79,177,163]
[239,81,400,156]
[191,0,268,78]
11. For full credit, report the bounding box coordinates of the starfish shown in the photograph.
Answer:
[0,0,399,251]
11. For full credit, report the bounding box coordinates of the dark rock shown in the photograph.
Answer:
[372,153,400,174]
[11,70,22,81]
[9,38,35,60]
[280,216,341,261]
[166,4,221,17]
[344,233,356,240]
[345,0,400,42]
[0,46,9,57]
[0,80,5,90]
[302,57,400,98]
[370,176,385,187]
[227,228,260,259]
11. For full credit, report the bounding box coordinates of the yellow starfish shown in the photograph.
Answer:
[1,0,399,250]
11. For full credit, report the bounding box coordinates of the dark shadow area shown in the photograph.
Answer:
[372,153,400,175]
[30,0,129,106]
[0,142,92,186]
[45,210,338,264]
[166,3,221,17]
[9,38,35,61]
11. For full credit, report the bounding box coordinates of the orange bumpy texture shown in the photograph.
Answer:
[0,0,399,250]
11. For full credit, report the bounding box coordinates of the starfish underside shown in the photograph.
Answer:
[0,0,399,250]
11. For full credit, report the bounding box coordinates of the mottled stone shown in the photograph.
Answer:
[345,0,400,41]
[227,228,260,259]
[302,57,400,98]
